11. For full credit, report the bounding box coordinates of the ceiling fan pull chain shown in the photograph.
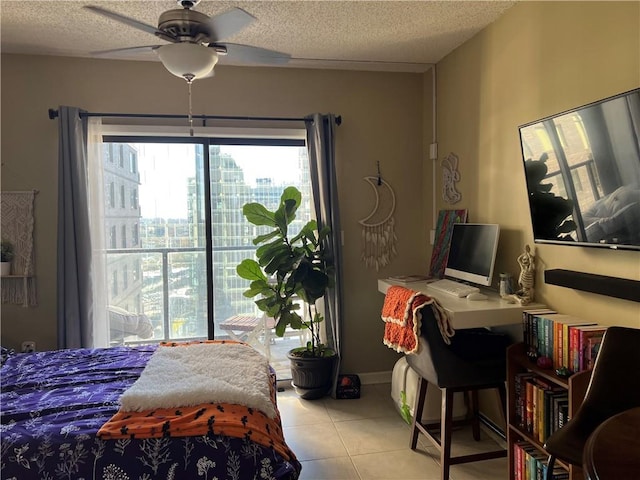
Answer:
[185,74,195,137]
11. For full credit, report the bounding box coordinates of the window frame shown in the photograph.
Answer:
[101,134,307,341]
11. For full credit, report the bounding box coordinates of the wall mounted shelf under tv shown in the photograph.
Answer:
[544,269,640,303]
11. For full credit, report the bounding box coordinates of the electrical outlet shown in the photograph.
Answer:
[21,341,36,353]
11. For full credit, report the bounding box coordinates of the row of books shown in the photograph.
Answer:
[514,372,569,443]
[513,441,568,480]
[522,308,608,372]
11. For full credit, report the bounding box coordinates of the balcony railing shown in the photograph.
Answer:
[106,245,261,345]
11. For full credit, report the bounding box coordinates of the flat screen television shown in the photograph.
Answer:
[518,88,640,251]
[444,223,500,287]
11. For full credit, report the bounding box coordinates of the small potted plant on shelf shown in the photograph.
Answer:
[236,186,337,400]
[1,240,14,276]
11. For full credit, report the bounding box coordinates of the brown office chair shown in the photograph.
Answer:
[406,307,512,480]
[543,326,640,480]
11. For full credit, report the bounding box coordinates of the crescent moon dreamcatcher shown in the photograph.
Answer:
[442,152,462,204]
[358,175,397,270]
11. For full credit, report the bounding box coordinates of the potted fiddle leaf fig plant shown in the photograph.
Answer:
[1,240,14,277]
[236,186,337,399]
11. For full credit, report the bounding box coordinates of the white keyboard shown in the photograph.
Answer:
[427,279,480,298]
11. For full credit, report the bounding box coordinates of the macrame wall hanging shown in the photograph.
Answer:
[358,165,397,271]
[441,152,462,204]
[1,190,38,306]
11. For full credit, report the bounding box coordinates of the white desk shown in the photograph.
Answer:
[378,279,544,329]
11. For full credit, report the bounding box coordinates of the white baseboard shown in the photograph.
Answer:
[357,370,392,385]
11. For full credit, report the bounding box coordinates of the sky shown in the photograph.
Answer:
[136,143,305,219]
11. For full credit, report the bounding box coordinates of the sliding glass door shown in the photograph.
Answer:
[101,136,310,377]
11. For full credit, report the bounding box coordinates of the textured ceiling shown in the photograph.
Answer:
[1,1,516,72]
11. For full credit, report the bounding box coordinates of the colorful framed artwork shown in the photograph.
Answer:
[428,209,468,279]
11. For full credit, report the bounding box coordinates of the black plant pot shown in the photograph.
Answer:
[287,351,337,400]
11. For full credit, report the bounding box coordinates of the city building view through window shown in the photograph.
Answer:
[102,138,312,375]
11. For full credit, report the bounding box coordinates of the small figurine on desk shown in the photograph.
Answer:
[506,244,535,305]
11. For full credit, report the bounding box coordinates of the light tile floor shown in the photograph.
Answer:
[277,383,508,480]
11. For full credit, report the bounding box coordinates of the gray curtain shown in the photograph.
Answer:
[57,106,94,349]
[305,113,343,396]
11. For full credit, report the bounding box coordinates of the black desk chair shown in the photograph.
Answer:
[543,326,640,480]
[406,307,511,480]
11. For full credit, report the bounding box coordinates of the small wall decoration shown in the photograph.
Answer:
[428,209,468,279]
[441,152,462,204]
[359,173,397,271]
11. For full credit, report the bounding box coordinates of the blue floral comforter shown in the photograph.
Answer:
[0,346,301,480]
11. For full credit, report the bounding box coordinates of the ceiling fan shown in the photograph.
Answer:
[85,0,291,82]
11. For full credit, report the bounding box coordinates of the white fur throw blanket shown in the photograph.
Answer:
[119,343,276,419]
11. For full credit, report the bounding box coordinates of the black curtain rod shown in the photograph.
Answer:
[47,108,341,125]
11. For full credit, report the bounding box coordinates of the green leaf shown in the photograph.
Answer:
[288,312,305,329]
[274,207,289,236]
[242,279,273,298]
[291,220,318,244]
[264,250,295,275]
[275,318,288,337]
[242,286,262,298]
[281,187,302,211]
[252,230,280,245]
[257,241,288,266]
[236,259,267,281]
[243,203,276,227]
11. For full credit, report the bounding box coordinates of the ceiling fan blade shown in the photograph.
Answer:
[90,45,162,56]
[206,8,256,42]
[84,5,176,42]
[217,43,291,65]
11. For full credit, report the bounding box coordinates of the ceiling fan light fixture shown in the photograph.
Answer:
[156,43,218,81]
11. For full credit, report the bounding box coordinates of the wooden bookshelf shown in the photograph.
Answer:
[507,342,591,480]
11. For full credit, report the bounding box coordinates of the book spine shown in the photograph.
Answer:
[537,386,545,442]
[538,317,546,359]
[538,317,549,357]
[523,448,531,480]
[523,311,530,354]
[580,328,607,370]
[532,451,547,480]
[558,404,569,428]
[514,441,524,480]
[544,317,553,359]
[521,444,538,480]
[555,321,563,368]
[569,326,579,372]
[579,330,586,371]
[562,324,570,368]
[515,372,533,429]
[585,334,605,370]
[525,379,535,434]
[532,316,540,358]
[532,381,539,440]
[542,390,551,442]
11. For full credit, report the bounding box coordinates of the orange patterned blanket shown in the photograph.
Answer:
[381,285,454,354]
[97,340,296,462]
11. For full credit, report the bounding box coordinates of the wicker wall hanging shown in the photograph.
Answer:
[358,174,397,271]
[442,152,462,204]
[1,190,38,306]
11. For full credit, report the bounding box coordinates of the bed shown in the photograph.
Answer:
[0,341,301,480]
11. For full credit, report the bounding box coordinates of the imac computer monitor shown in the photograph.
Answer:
[444,223,500,287]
